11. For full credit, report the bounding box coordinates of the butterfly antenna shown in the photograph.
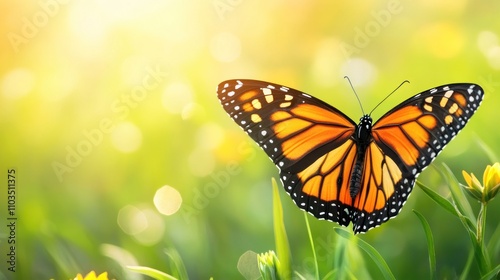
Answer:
[344,76,365,115]
[369,80,410,116]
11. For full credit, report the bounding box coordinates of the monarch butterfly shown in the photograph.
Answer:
[216,79,483,233]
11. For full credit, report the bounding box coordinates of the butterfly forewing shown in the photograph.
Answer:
[217,79,484,234]
[217,79,356,173]
[373,84,484,170]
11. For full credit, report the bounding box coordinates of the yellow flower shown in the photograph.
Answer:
[463,163,500,203]
[73,271,109,280]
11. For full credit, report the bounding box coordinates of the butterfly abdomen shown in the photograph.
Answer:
[350,152,365,198]
[350,115,373,198]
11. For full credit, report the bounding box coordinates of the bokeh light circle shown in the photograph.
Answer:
[153,185,182,216]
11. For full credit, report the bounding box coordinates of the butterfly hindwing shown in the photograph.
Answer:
[217,80,484,234]
[280,138,359,228]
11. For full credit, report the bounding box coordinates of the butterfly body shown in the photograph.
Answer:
[217,79,483,233]
[350,115,373,198]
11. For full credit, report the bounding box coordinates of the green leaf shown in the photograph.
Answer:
[441,164,476,224]
[416,181,458,217]
[471,236,491,276]
[416,179,476,234]
[332,231,350,280]
[450,204,490,276]
[480,263,500,280]
[272,178,292,280]
[413,210,436,280]
[334,228,395,280]
[439,165,491,275]
[127,266,178,280]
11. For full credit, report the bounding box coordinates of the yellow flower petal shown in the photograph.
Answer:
[484,163,500,202]
[463,170,472,187]
[84,271,97,280]
[73,271,109,280]
[96,272,109,280]
[462,170,484,201]
[483,164,491,186]
[486,163,500,187]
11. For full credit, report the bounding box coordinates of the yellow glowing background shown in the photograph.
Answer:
[1,0,499,279]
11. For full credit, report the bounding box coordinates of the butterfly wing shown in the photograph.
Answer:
[217,80,484,234]
[217,79,361,226]
[347,83,484,233]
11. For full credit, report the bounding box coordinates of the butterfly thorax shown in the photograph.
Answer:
[349,115,373,198]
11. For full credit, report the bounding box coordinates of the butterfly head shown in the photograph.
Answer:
[359,115,372,125]
[355,115,373,145]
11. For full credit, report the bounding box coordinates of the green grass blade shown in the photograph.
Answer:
[413,210,436,280]
[486,222,500,255]
[416,181,458,217]
[293,271,308,280]
[417,173,476,233]
[441,164,476,224]
[334,228,395,280]
[304,213,319,280]
[480,264,500,280]
[475,136,499,163]
[332,230,348,280]
[127,266,178,280]
[450,208,491,276]
[164,248,189,280]
[321,270,336,280]
[272,177,292,279]
[459,250,474,280]
[458,217,489,276]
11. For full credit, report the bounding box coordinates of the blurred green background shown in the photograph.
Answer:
[1,0,499,279]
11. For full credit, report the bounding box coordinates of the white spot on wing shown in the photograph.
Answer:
[262,88,272,95]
